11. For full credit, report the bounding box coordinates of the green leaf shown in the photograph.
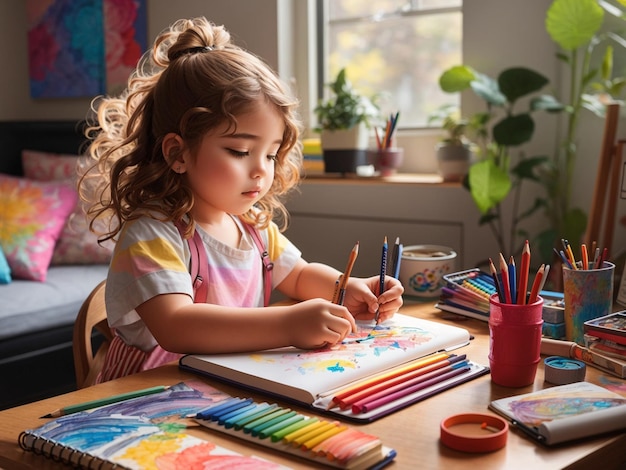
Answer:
[601,45,614,81]
[512,156,549,180]
[498,68,549,102]
[531,94,565,112]
[493,114,535,146]
[581,94,607,117]
[439,66,476,93]
[607,31,626,49]
[470,72,506,106]
[468,160,512,214]
[546,0,603,50]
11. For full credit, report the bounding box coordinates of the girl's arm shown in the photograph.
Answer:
[136,293,356,354]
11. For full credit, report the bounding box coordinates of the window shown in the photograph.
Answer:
[320,0,462,129]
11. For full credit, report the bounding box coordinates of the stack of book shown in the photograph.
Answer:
[584,312,626,360]
[435,268,493,321]
[436,268,566,338]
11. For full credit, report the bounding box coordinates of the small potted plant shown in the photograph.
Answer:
[314,68,379,174]
[428,105,476,182]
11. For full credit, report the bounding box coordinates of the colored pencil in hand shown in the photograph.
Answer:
[374,236,388,323]
[334,242,359,305]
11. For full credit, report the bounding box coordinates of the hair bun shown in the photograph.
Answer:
[171,45,215,61]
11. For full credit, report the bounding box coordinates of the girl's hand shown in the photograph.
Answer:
[341,276,404,324]
[287,299,356,349]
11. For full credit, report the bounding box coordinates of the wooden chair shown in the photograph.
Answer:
[72,280,114,389]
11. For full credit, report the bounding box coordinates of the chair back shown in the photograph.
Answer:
[72,280,113,389]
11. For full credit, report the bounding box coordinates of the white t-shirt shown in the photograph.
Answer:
[105,215,301,350]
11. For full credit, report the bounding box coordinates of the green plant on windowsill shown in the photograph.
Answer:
[438,0,626,262]
[313,68,380,173]
[314,68,379,132]
[428,105,480,182]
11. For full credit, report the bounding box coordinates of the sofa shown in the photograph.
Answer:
[0,121,109,410]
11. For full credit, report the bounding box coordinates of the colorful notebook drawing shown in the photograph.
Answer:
[180,313,489,421]
[19,381,396,469]
[489,381,626,445]
[19,381,287,469]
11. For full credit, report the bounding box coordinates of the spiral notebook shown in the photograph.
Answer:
[18,381,396,469]
[180,313,489,422]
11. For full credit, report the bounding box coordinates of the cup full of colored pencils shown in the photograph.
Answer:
[559,239,615,345]
[487,240,545,387]
[488,240,548,306]
[370,112,403,176]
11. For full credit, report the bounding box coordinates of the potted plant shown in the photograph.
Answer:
[428,105,477,182]
[314,68,379,174]
[436,0,626,263]
[437,65,554,256]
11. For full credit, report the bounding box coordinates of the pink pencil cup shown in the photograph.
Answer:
[488,294,544,387]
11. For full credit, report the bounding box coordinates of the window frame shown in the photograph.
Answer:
[316,0,463,131]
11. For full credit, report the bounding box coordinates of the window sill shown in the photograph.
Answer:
[300,172,461,186]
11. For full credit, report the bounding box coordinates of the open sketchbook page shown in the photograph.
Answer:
[180,313,470,404]
[489,381,626,445]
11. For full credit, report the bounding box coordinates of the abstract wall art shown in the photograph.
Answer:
[26,0,147,98]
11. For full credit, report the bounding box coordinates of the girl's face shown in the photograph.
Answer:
[183,100,284,223]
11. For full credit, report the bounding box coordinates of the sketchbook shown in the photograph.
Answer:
[180,313,489,422]
[19,381,396,470]
[489,381,626,445]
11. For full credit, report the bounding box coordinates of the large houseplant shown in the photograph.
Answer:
[314,68,379,173]
[438,0,626,262]
[438,65,554,256]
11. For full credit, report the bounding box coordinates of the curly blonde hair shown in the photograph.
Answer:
[80,17,302,241]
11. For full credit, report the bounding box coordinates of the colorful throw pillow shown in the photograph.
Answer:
[22,150,114,265]
[0,244,11,284]
[0,174,77,281]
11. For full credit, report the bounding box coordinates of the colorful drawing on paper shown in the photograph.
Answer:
[26,0,147,98]
[248,322,435,376]
[506,389,626,427]
[27,382,285,469]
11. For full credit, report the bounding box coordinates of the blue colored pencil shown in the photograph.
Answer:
[508,256,517,304]
[375,236,388,323]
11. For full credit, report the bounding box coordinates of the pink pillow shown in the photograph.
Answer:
[0,174,77,281]
[22,150,114,265]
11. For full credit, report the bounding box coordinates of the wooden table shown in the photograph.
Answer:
[1,302,625,470]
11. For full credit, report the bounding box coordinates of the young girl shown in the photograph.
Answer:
[80,17,403,383]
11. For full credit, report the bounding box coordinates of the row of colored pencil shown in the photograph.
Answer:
[553,239,608,270]
[326,352,469,414]
[195,396,382,463]
[489,240,549,305]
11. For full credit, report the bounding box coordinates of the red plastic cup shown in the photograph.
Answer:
[488,294,544,387]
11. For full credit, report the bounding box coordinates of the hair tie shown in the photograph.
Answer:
[172,45,214,61]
